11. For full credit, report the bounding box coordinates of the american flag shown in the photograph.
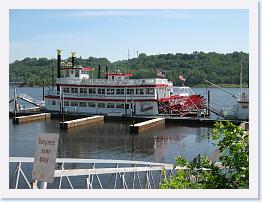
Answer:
[179,75,186,81]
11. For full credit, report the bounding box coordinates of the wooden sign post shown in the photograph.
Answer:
[32,133,59,187]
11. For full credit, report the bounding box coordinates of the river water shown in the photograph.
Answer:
[9,87,248,163]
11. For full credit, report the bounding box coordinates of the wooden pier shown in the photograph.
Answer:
[60,115,104,129]
[130,118,165,133]
[13,113,51,123]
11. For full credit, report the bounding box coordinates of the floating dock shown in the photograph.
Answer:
[130,118,165,133]
[60,115,104,129]
[13,113,51,123]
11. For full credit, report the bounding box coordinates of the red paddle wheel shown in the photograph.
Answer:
[158,87,206,116]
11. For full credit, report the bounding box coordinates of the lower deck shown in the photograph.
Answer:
[45,97,159,116]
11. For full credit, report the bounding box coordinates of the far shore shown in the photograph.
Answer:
[190,84,249,88]
[10,83,249,88]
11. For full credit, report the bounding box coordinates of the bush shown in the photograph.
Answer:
[160,121,249,189]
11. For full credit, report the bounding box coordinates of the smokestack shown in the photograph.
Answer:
[56,49,62,91]
[71,51,76,67]
[106,65,108,79]
[98,64,101,79]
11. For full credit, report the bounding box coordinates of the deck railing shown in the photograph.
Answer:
[56,78,170,86]
[9,157,174,189]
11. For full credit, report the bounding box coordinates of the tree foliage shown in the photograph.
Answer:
[9,52,248,87]
[160,121,249,189]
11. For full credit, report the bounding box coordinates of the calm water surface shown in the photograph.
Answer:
[9,87,248,163]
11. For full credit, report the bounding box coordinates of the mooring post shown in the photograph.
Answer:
[14,89,17,118]
[40,181,47,189]
[42,81,45,101]
[52,58,55,90]
[62,92,65,125]
[132,92,135,126]
[125,87,127,117]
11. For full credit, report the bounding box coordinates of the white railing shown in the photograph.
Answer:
[18,94,45,107]
[9,157,174,189]
[45,90,156,99]
[56,78,170,86]
[172,86,195,96]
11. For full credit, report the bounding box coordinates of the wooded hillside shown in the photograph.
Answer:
[9,51,248,87]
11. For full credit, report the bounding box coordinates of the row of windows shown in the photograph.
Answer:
[63,87,155,95]
[52,100,131,109]
[65,70,80,78]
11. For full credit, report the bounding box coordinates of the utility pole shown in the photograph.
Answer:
[240,59,243,100]
[52,58,55,90]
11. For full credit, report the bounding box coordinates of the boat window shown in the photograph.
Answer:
[80,88,87,94]
[65,70,70,77]
[136,88,144,94]
[79,102,87,107]
[116,103,125,109]
[125,103,129,109]
[88,102,96,107]
[98,88,105,94]
[75,70,80,77]
[116,89,124,95]
[107,103,115,108]
[63,88,70,93]
[97,103,105,108]
[70,101,78,107]
[146,88,154,94]
[88,88,96,94]
[52,100,56,105]
[127,89,134,95]
[64,101,70,106]
[107,89,115,94]
[71,88,78,94]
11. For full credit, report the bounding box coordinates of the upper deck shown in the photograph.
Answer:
[57,77,173,87]
[58,65,173,87]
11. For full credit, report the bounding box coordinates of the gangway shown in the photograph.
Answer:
[205,80,237,99]
[9,90,45,108]
[18,94,45,107]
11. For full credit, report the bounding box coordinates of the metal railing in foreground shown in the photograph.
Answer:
[9,157,174,189]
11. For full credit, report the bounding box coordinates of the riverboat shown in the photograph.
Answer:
[44,50,206,116]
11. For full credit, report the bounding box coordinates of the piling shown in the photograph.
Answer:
[130,118,165,133]
[207,90,210,116]
[13,113,51,123]
[60,115,104,129]
[42,81,45,101]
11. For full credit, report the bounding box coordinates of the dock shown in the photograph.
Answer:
[60,115,104,129]
[13,113,51,123]
[130,118,165,133]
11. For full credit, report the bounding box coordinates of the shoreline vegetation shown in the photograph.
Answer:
[191,83,249,88]
[9,51,249,87]
[11,84,249,88]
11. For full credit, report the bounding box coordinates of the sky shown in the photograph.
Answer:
[9,9,248,63]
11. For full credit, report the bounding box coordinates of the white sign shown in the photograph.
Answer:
[32,133,59,183]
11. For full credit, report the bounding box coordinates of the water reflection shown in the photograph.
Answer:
[10,119,215,164]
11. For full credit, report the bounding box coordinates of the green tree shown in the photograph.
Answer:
[9,52,249,87]
[160,121,249,189]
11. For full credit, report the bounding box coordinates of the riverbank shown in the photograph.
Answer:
[192,83,249,88]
